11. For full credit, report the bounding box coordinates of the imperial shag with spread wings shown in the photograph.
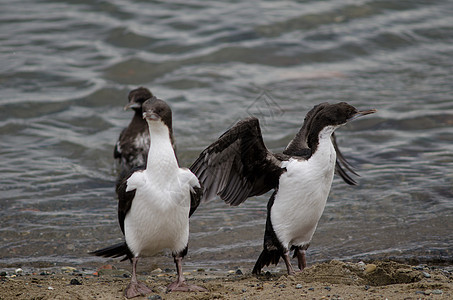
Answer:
[190,102,376,275]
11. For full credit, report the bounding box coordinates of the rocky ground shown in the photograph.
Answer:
[1,260,452,299]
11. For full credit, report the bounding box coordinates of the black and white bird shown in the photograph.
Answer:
[114,87,153,173]
[92,97,205,298]
[190,102,376,275]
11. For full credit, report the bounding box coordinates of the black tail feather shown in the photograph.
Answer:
[252,248,281,275]
[89,242,133,262]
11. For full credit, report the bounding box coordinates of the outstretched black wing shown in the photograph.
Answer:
[190,117,285,206]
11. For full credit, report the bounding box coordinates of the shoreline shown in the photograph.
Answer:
[2,260,451,299]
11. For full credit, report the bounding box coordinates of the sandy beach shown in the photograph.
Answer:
[2,260,451,299]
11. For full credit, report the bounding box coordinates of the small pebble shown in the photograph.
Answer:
[235,269,243,275]
[147,295,162,300]
[227,270,235,274]
[70,278,82,285]
[154,286,166,294]
[48,286,54,290]
[308,287,314,291]
[364,264,377,274]
[98,265,113,270]
[0,271,7,277]
[61,266,77,273]
[15,268,23,274]
[295,284,303,289]
[242,288,247,293]
[424,290,432,295]
[151,268,162,274]
[422,271,431,278]
[278,284,286,288]
[364,285,370,290]
[432,289,443,295]
[324,286,331,291]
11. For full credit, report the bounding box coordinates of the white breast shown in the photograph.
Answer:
[123,120,199,257]
[124,169,194,257]
[271,127,337,250]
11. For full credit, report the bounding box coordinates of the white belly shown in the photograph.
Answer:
[124,170,191,257]
[271,140,336,250]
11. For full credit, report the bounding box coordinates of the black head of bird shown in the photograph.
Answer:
[124,87,153,111]
[142,97,173,129]
[300,102,376,153]
[310,102,376,128]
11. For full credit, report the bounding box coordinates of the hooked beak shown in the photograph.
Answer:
[349,108,377,121]
[124,102,141,111]
[142,111,160,121]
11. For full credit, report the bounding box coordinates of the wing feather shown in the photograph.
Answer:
[189,185,203,217]
[331,132,358,185]
[190,117,284,206]
[115,166,145,235]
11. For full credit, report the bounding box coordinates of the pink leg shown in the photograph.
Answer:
[166,255,207,292]
[295,248,307,271]
[124,257,152,298]
[282,250,296,275]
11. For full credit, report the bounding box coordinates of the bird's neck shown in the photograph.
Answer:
[309,126,337,168]
[284,124,338,158]
[307,125,339,155]
[284,130,309,156]
[132,111,147,125]
[145,121,178,172]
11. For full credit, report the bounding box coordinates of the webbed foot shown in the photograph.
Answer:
[124,280,153,298]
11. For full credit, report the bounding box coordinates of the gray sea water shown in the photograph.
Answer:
[1,0,452,273]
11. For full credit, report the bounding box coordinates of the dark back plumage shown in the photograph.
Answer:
[114,87,153,172]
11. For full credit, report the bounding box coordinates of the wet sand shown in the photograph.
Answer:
[1,260,451,299]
